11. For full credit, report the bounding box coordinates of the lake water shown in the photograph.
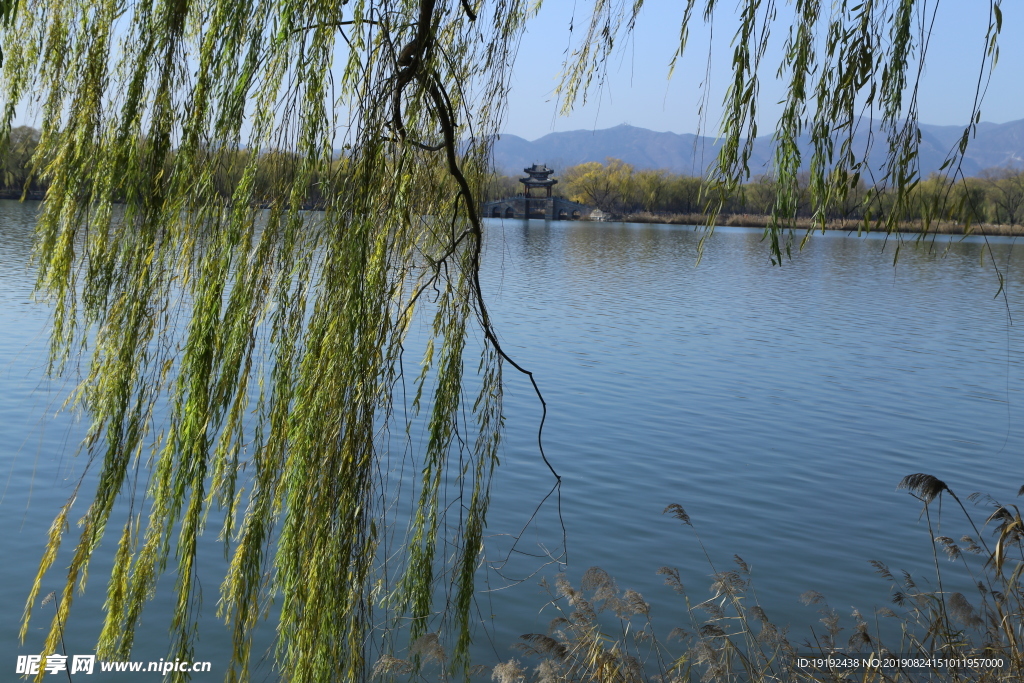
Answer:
[2,203,1023,679]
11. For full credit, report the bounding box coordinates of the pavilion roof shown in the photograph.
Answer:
[523,163,553,174]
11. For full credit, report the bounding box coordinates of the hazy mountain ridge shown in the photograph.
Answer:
[493,120,1024,178]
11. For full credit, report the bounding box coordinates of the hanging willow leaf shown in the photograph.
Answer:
[560,0,1003,264]
[0,0,14,66]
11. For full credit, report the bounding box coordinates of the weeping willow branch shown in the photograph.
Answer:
[560,0,1003,265]
[3,1,550,681]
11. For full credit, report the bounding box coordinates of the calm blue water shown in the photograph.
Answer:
[476,218,1024,656]
[2,204,1022,678]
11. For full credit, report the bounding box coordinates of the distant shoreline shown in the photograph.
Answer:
[613,211,1024,236]
[5,193,1022,236]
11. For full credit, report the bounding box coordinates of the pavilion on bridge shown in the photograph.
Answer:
[482,164,592,220]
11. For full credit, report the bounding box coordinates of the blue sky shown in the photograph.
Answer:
[503,0,1023,140]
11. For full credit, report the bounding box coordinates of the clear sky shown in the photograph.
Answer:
[502,0,1024,140]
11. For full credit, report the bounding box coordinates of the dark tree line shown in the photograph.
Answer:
[1,126,351,207]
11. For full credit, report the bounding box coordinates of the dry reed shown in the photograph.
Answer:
[368,474,1024,681]
[467,474,1024,682]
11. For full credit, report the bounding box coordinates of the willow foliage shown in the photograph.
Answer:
[6,0,534,680]
[1,0,1001,681]
[563,0,1003,263]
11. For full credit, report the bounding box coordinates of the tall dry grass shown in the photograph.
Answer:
[482,474,1024,682]
[368,474,1023,681]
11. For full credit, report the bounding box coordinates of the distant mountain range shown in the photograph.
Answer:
[492,119,1024,178]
